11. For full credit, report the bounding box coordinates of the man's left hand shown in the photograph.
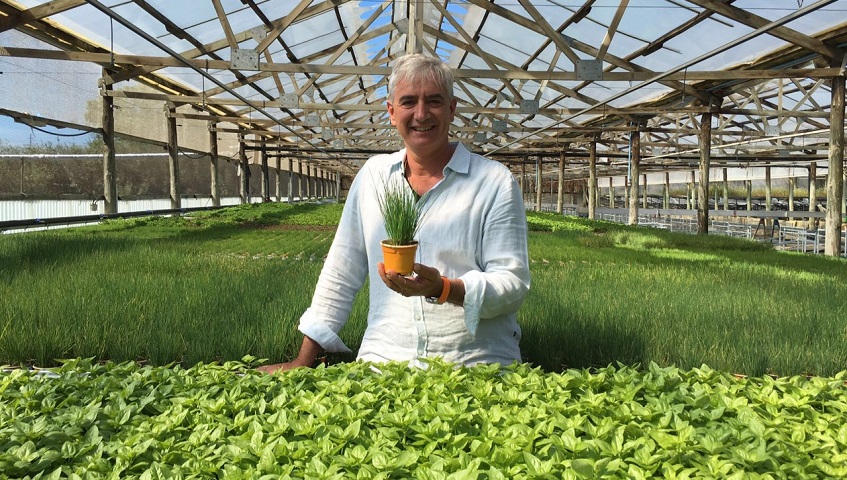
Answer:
[378,262,443,298]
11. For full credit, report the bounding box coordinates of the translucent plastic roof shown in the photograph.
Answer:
[2,0,846,176]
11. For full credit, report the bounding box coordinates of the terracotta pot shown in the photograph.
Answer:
[380,240,418,275]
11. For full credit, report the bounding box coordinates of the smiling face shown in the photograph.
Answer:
[387,76,457,162]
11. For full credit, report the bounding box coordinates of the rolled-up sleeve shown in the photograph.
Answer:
[459,170,530,337]
[297,173,370,353]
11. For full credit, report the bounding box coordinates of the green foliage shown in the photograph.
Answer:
[2,360,847,478]
[376,177,422,246]
[2,203,846,378]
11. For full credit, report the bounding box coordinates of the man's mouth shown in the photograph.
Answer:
[411,126,434,132]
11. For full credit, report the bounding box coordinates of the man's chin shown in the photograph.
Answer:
[403,132,442,146]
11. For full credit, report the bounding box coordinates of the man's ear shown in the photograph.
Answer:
[449,97,457,119]
[387,102,395,125]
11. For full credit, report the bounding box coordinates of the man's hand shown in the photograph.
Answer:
[256,336,323,374]
[256,358,312,374]
[378,262,443,298]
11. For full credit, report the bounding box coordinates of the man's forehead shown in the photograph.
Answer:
[394,78,446,97]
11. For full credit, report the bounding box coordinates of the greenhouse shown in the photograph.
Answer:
[2,1,847,478]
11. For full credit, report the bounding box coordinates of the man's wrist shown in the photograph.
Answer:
[426,276,451,304]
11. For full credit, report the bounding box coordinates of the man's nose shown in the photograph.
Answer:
[414,100,429,120]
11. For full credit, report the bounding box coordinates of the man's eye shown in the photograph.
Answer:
[428,99,443,107]
[401,100,416,107]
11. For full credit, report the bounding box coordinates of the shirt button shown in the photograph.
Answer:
[415,316,421,322]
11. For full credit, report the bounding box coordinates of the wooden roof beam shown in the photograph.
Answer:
[296,0,390,96]
[515,0,582,65]
[0,0,85,33]
[210,0,239,50]
[688,0,844,60]
[595,0,628,62]
[254,0,312,54]
[429,0,523,102]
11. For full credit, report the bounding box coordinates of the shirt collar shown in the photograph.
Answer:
[392,142,470,175]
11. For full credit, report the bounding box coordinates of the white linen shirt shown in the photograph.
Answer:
[298,143,530,367]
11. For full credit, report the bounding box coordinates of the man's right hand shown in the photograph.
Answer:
[256,335,323,374]
[256,358,312,374]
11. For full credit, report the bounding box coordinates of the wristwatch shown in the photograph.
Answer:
[425,276,451,304]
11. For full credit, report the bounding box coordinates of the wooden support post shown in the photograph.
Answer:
[609,177,615,208]
[336,171,342,202]
[166,103,180,210]
[825,71,844,256]
[689,171,696,211]
[100,74,117,214]
[557,149,565,214]
[588,141,597,220]
[326,170,331,198]
[745,179,752,212]
[520,157,526,204]
[697,109,711,234]
[308,164,314,199]
[238,135,248,204]
[714,183,718,211]
[808,162,817,230]
[765,165,772,212]
[628,130,640,226]
[287,158,294,204]
[261,149,270,202]
[788,176,795,212]
[275,157,282,202]
[664,172,670,210]
[209,122,220,207]
[722,168,729,210]
[641,174,648,209]
[324,170,329,198]
[297,159,304,201]
[535,157,542,212]
[316,168,322,198]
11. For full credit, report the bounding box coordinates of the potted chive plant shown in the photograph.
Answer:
[377,177,423,275]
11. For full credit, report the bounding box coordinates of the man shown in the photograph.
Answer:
[258,54,530,372]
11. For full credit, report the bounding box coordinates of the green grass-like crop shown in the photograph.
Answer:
[0,202,363,368]
[1,203,845,377]
[376,177,422,246]
[521,211,847,376]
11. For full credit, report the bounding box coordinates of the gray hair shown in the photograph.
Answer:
[387,54,454,102]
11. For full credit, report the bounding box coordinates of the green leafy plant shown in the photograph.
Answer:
[376,176,422,246]
[3,360,847,478]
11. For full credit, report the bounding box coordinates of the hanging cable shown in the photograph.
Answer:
[178,147,208,160]
[27,125,94,138]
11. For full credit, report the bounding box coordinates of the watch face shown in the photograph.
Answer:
[425,296,439,304]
